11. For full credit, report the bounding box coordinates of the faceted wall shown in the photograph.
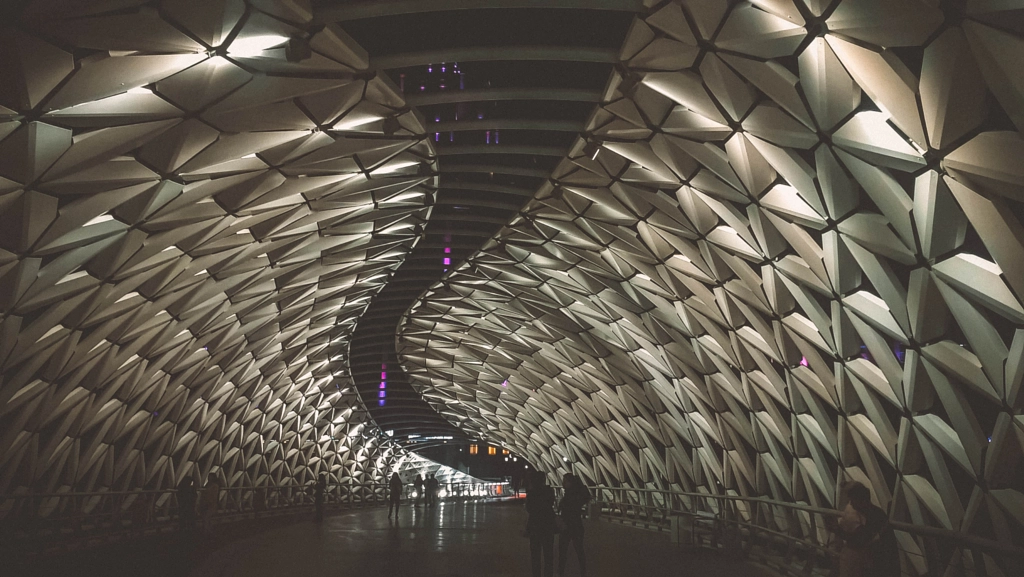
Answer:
[0,1,435,494]
[398,0,1024,547]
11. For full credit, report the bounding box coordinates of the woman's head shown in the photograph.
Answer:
[846,482,872,511]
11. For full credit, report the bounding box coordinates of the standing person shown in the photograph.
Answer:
[427,474,438,507]
[313,474,326,523]
[826,482,899,577]
[413,474,424,507]
[388,473,403,519]
[557,474,590,576]
[199,477,221,533]
[177,476,197,533]
[525,471,556,577]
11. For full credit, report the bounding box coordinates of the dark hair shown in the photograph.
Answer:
[847,482,871,503]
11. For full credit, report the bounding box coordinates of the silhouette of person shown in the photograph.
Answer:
[313,474,327,523]
[426,474,439,507]
[413,474,424,507]
[525,471,556,577]
[557,473,590,576]
[177,476,197,532]
[826,482,899,577]
[199,477,220,533]
[388,473,403,518]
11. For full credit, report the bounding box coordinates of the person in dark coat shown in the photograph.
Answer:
[388,473,403,518]
[557,473,591,576]
[435,474,443,506]
[177,476,197,532]
[827,482,900,577]
[413,474,424,507]
[313,474,326,523]
[526,471,557,577]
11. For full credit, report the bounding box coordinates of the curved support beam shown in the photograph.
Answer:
[373,46,619,69]
[441,164,551,179]
[435,144,566,157]
[430,118,584,133]
[404,87,603,107]
[314,0,645,22]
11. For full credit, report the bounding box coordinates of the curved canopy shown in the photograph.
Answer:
[396,0,1024,548]
[0,0,1023,559]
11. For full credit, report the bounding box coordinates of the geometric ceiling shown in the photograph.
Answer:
[0,0,437,493]
[397,0,1024,554]
[1,0,1023,564]
[338,4,634,444]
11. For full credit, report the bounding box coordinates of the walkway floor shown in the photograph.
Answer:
[190,500,769,577]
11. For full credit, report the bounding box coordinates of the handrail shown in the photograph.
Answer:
[0,481,512,501]
[586,485,1023,577]
[0,481,513,552]
[586,485,1024,558]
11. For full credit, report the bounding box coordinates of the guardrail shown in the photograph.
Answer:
[0,481,512,551]
[587,486,1023,577]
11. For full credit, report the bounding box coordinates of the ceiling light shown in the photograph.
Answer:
[227,35,289,57]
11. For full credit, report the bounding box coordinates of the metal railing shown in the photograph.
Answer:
[587,486,1024,577]
[0,481,512,551]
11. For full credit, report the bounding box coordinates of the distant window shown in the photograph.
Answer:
[502,449,509,455]
[487,446,497,456]
[469,444,478,455]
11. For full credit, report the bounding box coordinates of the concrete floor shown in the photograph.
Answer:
[190,501,768,577]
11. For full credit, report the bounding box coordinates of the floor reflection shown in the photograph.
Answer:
[190,500,765,577]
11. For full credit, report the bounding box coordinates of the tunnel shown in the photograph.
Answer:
[1,1,1022,576]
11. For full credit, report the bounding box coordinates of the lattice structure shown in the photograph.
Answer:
[398,0,1024,550]
[390,450,485,487]
[0,1,437,494]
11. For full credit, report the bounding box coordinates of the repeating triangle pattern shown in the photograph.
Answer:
[397,0,1024,560]
[0,1,437,495]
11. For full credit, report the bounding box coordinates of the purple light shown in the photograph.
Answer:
[379,391,385,398]
[435,133,439,141]
[477,113,484,119]
[420,85,425,91]
[486,130,490,144]
[800,357,808,367]
[381,371,387,379]
[379,400,385,406]
[380,382,386,389]
[444,247,451,254]
[502,379,508,387]
[428,66,432,73]
[495,130,499,144]
[443,257,451,265]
